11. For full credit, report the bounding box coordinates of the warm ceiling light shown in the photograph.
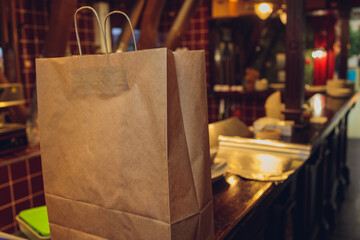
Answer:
[278,4,287,24]
[254,2,274,20]
[280,12,287,24]
[278,10,287,24]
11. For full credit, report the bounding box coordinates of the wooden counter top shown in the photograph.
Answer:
[212,92,359,239]
[213,176,273,239]
[286,92,359,147]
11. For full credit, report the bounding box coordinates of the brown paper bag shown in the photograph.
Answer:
[173,51,214,239]
[36,47,213,239]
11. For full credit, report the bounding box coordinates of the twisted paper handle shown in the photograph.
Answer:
[104,11,138,52]
[74,6,109,56]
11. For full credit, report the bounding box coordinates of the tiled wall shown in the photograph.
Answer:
[16,0,49,106]
[0,155,45,233]
[16,0,96,107]
[208,93,267,126]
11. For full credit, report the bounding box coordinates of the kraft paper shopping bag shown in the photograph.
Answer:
[36,7,213,240]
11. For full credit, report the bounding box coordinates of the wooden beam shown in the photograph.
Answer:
[138,0,166,50]
[115,0,145,52]
[0,2,9,43]
[0,0,12,81]
[339,11,350,80]
[43,0,78,57]
[283,0,305,126]
[0,0,22,83]
[338,1,351,80]
[164,0,202,50]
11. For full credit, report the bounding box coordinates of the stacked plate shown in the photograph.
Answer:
[16,206,50,240]
[211,157,229,182]
[326,79,354,98]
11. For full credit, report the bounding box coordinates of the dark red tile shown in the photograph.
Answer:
[24,43,36,55]
[0,166,9,185]
[14,222,19,232]
[245,109,253,117]
[23,12,33,26]
[16,12,22,23]
[20,59,26,70]
[31,175,44,193]
[34,0,47,12]
[13,180,29,201]
[15,0,20,9]
[69,31,76,41]
[19,43,25,56]
[28,72,36,84]
[257,110,266,116]
[15,199,31,216]
[2,225,15,234]
[88,33,95,42]
[76,18,86,29]
[0,186,11,206]
[29,156,42,174]
[29,58,36,69]
[0,207,13,227]
[194,21,200,29]
[37,29,47,40]
[38,44,45,54]
[33,194,46,207]
[78,32,86,41]
[10,161,27,180]
[21,0,33,10]
[23,28,35,40]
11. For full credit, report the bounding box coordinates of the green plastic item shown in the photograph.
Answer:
[19,206,50,236]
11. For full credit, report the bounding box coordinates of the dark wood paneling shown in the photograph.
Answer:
[338,10,350,80]
[0,0,21,83]
[283,0,305,125]
[43,0,78,57]
[138,0,166,49]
